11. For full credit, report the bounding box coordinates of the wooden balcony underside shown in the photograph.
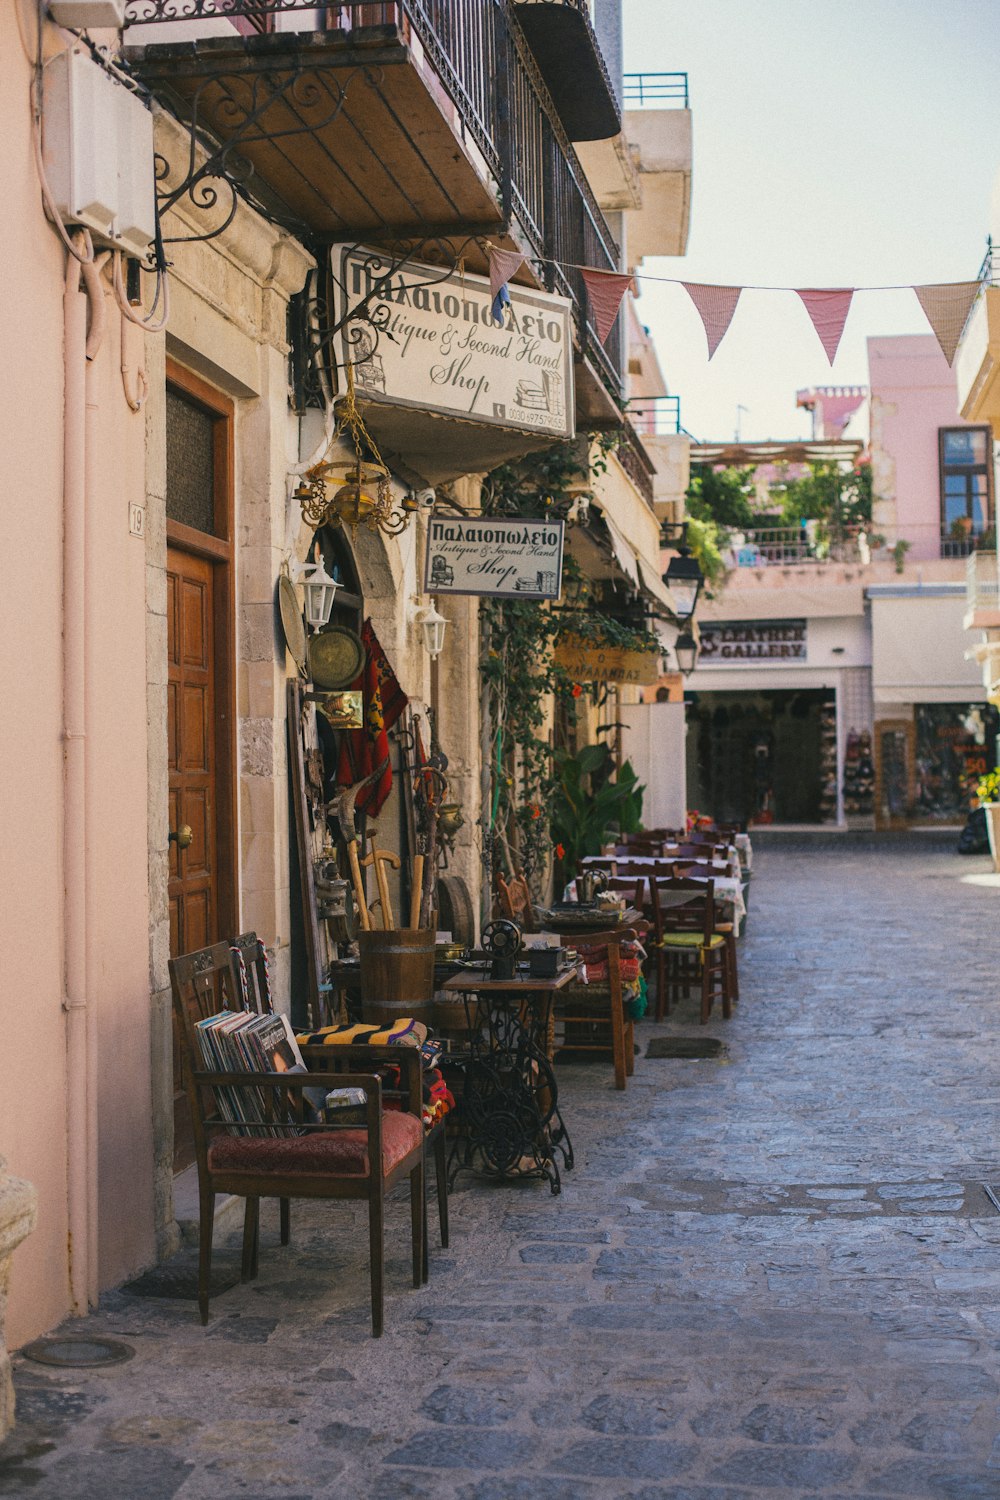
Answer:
[129,31,505,245]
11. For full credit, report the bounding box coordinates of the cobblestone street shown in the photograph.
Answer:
[5,834,1000,1499]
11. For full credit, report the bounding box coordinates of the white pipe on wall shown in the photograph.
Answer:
[63,242,107,1315]
[62,243,90,1316]
[82,257,107,1307]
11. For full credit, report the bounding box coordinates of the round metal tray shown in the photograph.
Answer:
[308,625,366,689]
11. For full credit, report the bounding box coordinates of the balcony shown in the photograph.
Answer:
[723,523,995,570]
[615,420,656,508]
[622,73,691,262]
[576,72,691,261]
[627,395,683,437]
[124,0,626,405]
[511,0,621,142]
[956,283,1000,427]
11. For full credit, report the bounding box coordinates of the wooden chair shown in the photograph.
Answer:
[614,840,662,858]
[649,877,732,1024]
[229,930,452,1253]
[229,931,274,1014]
[670,866,740,1007]
[668,864,740,1002]
[299,1039,449,1257]
[169,941,425,1335]
[546,926,639,1089]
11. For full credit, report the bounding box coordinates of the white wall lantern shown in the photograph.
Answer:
[415,600,448,660]
[299,556,340,631]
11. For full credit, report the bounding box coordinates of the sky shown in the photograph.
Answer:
[622,0,1000,443]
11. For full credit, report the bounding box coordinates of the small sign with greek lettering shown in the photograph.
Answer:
[424,516,565,599]
[553,639,662,686]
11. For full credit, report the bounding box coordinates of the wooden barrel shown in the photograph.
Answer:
[358,929,436,1028]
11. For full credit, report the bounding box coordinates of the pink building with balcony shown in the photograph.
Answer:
[868,335,993,563]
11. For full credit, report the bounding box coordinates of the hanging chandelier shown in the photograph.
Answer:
[295,366,417,539]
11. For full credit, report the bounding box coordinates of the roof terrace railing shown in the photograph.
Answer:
[724,522,996,568]
[627,395,685,437]
[622,72,689,108]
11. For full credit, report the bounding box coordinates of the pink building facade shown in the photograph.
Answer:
[869,334,993,563]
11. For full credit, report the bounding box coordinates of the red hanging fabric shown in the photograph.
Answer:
[334,620,408,817]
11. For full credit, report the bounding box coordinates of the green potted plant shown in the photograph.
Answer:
[977,767,1000,873]
[551,743,645,883]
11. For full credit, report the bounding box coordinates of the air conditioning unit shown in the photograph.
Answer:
[114,80,156,258]
[42,47,156,259]
[48,0,126,28]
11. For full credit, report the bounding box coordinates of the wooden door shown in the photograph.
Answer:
[168,546,220,1169]
[164,363,236,1172]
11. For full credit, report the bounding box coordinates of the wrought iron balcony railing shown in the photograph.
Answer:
[616,420,656,507]
[940,522,996,559]
[622,73,689,109]
[976,236,999,287]
[723,521,996,568]
[124,0,626,397]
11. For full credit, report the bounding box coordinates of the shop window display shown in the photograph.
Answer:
[842,729,874,817]
[914,703,998,821]
[819,704,838,822]
[686,687,835,827]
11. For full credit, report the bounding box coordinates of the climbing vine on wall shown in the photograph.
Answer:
[478,438,661,894]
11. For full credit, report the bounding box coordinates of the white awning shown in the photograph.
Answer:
[638,556,676,615]
[601,510,640,588]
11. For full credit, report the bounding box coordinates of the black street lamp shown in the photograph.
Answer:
[674,630,698,677]
[662,522,704,623]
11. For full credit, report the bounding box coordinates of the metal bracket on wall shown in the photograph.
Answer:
[152,64,373,246]
[289,232,495,410]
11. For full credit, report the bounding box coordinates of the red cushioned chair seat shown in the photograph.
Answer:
[208,1111,422,1178]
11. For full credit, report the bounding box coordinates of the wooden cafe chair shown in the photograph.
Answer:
[671,866,740,1007]
[169,941,426,1336]
[648,877,732,1025]
[546,925,640,1090]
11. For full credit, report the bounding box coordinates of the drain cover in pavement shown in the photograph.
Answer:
[121,1262,240,1300]
[646,1036,726,1060]
[22,1336,135,1369]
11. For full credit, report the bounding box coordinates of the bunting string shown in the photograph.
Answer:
[485,245,985,367]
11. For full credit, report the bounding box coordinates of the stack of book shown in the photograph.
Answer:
[194,1010,308,1136]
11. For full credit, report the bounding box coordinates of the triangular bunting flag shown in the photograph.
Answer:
[681,283,742,359]
[488,248,526,327]
[913,282,981,366]
[580,267,635,344]
[796,288,854,364]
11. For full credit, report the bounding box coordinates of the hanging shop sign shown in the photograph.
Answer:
[698,620,808,664]
[425,515,564,600]
[331,246,574,440]
[553,637,662,686]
